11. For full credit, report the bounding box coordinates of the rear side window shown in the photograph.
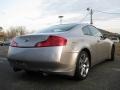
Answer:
[89,26,102,37]
[82,26,92,35]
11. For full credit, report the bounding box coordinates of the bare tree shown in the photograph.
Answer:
[5,26,26,39]
[16,26,26,35]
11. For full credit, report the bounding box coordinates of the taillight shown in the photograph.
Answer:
[35,36,67,47]
[10,38,18,47]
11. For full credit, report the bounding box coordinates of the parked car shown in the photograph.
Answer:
[111,37,119,43]
[0,41,4,46]
[3,40,10,46]
[0,40,10,46]
[8,23,115,80]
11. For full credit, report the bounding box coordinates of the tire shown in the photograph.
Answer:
[109,46,115,61]
[74,51,90,80]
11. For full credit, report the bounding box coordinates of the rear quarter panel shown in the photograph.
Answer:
[59,28,113,66]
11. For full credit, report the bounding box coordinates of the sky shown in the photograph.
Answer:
[0,0,120,33]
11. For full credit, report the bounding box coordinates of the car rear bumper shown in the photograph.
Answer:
[8,46,78,76]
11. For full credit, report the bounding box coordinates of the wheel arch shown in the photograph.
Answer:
[77,48,91,67]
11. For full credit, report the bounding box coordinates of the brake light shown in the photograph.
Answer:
[35,36,67,47]
[10,38,18,47]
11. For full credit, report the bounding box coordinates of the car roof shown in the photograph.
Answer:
[53,23,90,27]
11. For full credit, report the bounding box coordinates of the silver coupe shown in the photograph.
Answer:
[8,23,115,80]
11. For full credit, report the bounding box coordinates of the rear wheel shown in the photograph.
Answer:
[109,46,115,61]
[74,51,90,80]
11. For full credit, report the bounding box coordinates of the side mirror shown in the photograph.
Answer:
[100,35,107,40]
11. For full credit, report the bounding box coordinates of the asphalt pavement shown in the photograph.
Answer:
[0,56,120,90]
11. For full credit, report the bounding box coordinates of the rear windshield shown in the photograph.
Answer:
[37,24,78,33]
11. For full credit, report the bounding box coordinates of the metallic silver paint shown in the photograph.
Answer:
[8,24,114,76]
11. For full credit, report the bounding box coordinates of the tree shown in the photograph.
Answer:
[5,26,26,39]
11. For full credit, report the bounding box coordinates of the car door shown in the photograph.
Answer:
[88,25,108,62]
[82,26,101,64]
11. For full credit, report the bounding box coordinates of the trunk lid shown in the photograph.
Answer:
[14,34,49,47]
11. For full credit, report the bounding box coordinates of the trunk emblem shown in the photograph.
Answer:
[24,39,29,42]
